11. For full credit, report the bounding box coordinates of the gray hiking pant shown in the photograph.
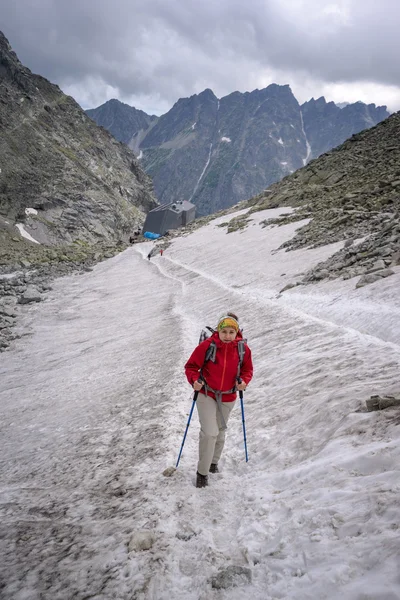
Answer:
[196,393,236,476]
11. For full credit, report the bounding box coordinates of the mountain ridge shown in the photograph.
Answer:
[87,89,389,216]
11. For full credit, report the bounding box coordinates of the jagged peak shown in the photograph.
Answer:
[222,90,243,100]
[87,98,157,120]
[0,30,26,73]
[0,30,13,52]
[222,84,294,104]
[90,98,134,110]
[251,83,293,97]
[198,88,217,99]
[264,83,291,92]
[170,89,218,111]
[308,96,327,106]
[88,98,128,110]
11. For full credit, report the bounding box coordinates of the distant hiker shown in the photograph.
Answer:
[147,252,152,260]
[184,313,253,488]
[160,249,164,256]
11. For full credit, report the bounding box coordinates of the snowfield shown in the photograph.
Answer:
[1,208,399,600]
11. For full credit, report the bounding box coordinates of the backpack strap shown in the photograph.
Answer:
[204,340,217,363]
[198,339,216,382]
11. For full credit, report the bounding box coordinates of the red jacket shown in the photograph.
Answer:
[184,331,253,402]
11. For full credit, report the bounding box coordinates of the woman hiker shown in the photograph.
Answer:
[184,313,253,488]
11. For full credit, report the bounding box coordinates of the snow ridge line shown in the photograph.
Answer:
[153,254,400,352]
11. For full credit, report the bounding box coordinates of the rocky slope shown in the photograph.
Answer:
[88,88,388,217]
[0,31,157,257]
[240,111,400,286]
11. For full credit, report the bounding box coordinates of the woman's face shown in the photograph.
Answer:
[218,327,237,343]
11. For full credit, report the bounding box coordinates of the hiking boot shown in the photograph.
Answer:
[209,463,219,473]
[196,472,208,488]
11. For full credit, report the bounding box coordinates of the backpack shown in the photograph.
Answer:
[198,326,215,344]
[198,326,246,375]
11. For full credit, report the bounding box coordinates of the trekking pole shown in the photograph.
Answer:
[175,388,199,468]
[237,378,249,462]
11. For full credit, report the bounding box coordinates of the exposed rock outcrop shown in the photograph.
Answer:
[0,31,157,254]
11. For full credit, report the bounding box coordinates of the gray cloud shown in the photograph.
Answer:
[1,0,400,112]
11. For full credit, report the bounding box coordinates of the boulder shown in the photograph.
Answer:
[0,316,14,329]
[367,259,386,272]
[0,305,16,317]
[356,269,394,288]
[211,566,252,590]
[366,394,400,411]
[18,286,42,304]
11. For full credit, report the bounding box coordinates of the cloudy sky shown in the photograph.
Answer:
[2,0,400,115]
